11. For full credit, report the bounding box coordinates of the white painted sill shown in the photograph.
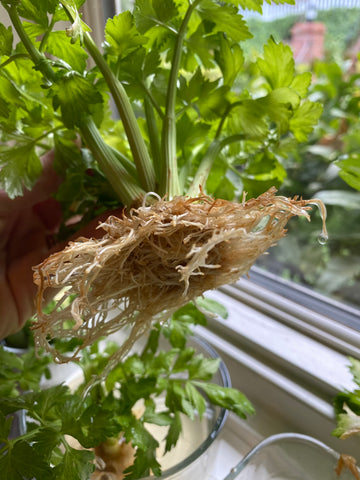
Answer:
[195,277,360,460]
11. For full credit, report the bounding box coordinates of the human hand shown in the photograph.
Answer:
[0,151,63,340]
[0,150,125,341]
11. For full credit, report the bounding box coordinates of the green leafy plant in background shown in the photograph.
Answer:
[256,59,360,307]
[334,358,360,441]
[244,8,360,63]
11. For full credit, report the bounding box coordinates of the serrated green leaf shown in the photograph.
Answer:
[229,99,268,139]
[197,1,252,43]
[74,404,120,448]
[0,440,53,480]
[31,427,62,461]
[143,410,173,426]
[0,143,42,198]
[29,385,72,422]
[172,348,195,372]
[349,359,360,387]
[215,34,244,87]
[176,113,210,151]
[214,175,237,201]
[53,446,95,480]
[45,31,88,72]
[290,72,312,98]
[0,411,13,441]
[105,11,148,58]
[243,151,287,187]
[257,37,294,90]
[19,0,65,29]
[173,303,207,326]
[185,382,206,419]
[133,0,156,33]
[164,411,182,453]
[152,0,179,23]
[193,382,255,418]
[17,0,52,27]
[335,155,360,191]
[0,346,23,372]
[196,297,228,319]
[23,21,45,41]
[222,0,263,13]
[52,73,103,128]
[185,25,216,70]
[124,433,160,479]
[188,355,220,381]
[290,100,323,142]
[256,87,300,134]
[0,24,13,56]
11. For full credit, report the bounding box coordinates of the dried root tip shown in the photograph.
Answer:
[32,187,325,371]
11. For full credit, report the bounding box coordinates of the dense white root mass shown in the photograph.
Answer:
[32,188,326,370]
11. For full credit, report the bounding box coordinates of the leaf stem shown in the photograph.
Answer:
[188,134,245,197]
[161,0,202,198]
[0,53,29,69]
[81,118,145,206]
[144,96,162,183]
[6,3,144,207]
[215,101,243,139]
[5,4,55,82]
[39,14,56,52]
[82,32,156,193]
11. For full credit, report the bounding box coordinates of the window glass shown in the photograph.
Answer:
[102,0,360,312]
[240,1,360,311]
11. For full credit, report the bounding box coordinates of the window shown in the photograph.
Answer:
[85,0,360,462]
[240,0,360,312]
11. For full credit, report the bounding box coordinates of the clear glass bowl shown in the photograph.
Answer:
[223,432,359,480]
[136,335,230,480]
[4,336,230,480]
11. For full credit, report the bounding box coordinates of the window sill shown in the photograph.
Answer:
[195,275,360,458]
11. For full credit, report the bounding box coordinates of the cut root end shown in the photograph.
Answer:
[32,187,325,372]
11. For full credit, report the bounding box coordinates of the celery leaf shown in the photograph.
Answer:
[0,144,42,198]
[45,30,88,72]
[335,155,360,191]
[290,99,323,142]
[52,73,103,128]
[257,37,295,90]
[197,1,252,43]
[193,382,255,418]
[0,24,13,56]
[53,447,95,480]
[105,11,148,58]
[0,440,53,480]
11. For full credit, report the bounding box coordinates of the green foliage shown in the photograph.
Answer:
[244,8,360,63]
[0,0,320,215]
[333,358,360,440]
[256,59,360,308]
[0,304,254,479]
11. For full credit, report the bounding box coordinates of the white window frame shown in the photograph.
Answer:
[194,268,360,458]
